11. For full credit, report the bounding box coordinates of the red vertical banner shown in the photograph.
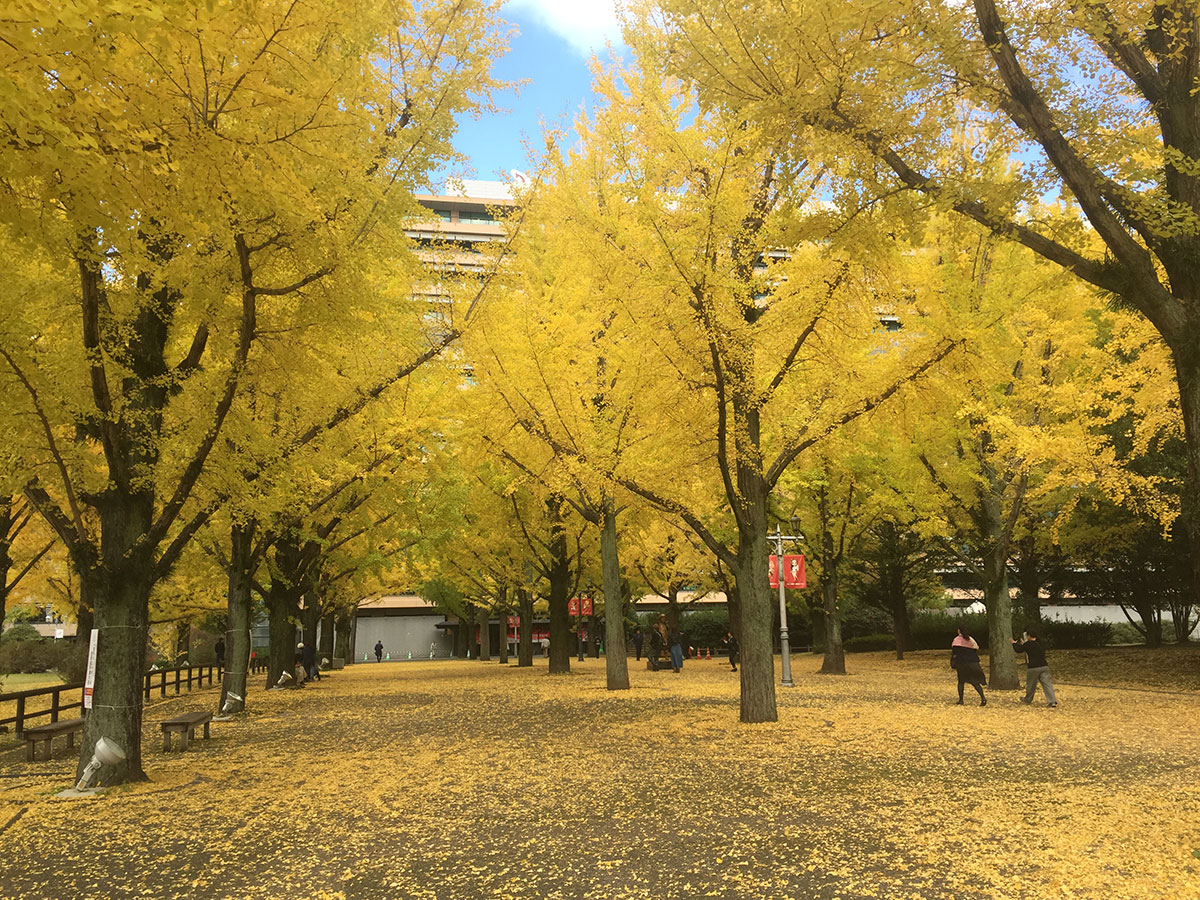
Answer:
[568,597,580,616]
[784,554,806,588]
[507,615,517,637]
[581,597,594,616]
[769,555,807,589]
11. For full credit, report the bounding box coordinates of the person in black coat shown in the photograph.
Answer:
[632,627,644,661]
[214,637,226,671]
[374,640,384,663]
[648,623,664,671]
[950,627,987,706]
[724,631,739,672]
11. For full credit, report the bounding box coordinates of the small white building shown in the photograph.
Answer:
[352,595,453,662]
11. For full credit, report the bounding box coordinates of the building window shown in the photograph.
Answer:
[458,210,496,224]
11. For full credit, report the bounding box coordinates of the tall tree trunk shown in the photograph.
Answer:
[174,620,191,666]
[497,586,509,664]
[75,499,154,786]
[891,604,910,661]
[818,569,845,674]
[1125,590,1163,647]
[882,526,910,660]
[517,586,533,667]
[981,498,1018,688]
[265,583,301,687]
[817,485,846,675]
[222,521,254,714]
[319,612,335,667]
[454,613,469,658]
[600,501,630,690]
[300,594,320,655]
[547,496,572,675]
[733,468,778,723]
[1015,537,1043,625]
[0,498,12,634]
[479,606,491,660]
[334,614,352,662]
[1178,352,1200,629]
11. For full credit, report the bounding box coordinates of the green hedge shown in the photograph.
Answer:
[843,634,896,653]
[0,638,87,680]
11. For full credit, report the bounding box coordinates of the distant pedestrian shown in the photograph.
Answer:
[1012,630,1058,707]
[632,627,644,661]
[214,637,225,670]
[724,631,739,672]
[374,640,384,663]
[668,626,684,673]
[540,637,550,656]
[648,621,665,671]
[950,627,987,706]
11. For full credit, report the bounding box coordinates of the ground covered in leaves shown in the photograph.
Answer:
[1,649,1198,900]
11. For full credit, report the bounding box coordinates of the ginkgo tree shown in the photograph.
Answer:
[648,0,1200,622]
[0,0,505,784]
[486,62,961,723]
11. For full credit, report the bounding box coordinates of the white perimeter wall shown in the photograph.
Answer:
[352,614,453,662]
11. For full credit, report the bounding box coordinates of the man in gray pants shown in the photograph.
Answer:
[1012,630,1057,707]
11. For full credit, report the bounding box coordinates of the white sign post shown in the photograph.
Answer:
[83,629,99,710]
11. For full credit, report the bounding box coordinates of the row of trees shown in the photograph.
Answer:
[1,0,1195,783]
[0,0,509,785]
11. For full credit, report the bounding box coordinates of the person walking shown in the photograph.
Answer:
[1012,630,1058,707]
[723,631,739,673]
[950,627,987,706]
[668,625,684,673]
[374,640,384,663]
[648,618,666,671]
[632,627,644,661]
[214,637,226,672]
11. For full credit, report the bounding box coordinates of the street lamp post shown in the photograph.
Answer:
[773,522,805,688]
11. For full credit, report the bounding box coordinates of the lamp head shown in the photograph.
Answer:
[93,736,126,767]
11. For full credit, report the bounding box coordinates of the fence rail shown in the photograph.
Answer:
[1,662,238,740]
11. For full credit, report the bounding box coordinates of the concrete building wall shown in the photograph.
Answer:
[352,614,452,662]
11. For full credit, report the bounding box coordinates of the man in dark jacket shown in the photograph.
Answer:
[1012,630,1057,707]
[724,631,739,672]
[632,627,644,661]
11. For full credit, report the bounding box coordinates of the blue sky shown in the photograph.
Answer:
[436,0,625,187]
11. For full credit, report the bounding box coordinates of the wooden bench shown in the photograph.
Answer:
[160,711,213,752]
[23,718,84,762]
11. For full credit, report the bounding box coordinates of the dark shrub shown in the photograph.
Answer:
[1,623,42,644]
[910,610,991,650]
[0,639,57,674]
[843,634,895,653]
[680,608,730,649]
[1038,619,1113,649]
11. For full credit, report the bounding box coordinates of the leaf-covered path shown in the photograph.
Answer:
[1,652,1198,900]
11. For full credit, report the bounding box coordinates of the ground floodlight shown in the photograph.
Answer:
[75,737,126,791]
[221,691,243,713]
[275,671,293,688]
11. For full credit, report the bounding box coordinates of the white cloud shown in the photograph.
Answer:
[507,0,625,57]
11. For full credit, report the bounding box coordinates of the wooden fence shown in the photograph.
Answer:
[1,656,268,740]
